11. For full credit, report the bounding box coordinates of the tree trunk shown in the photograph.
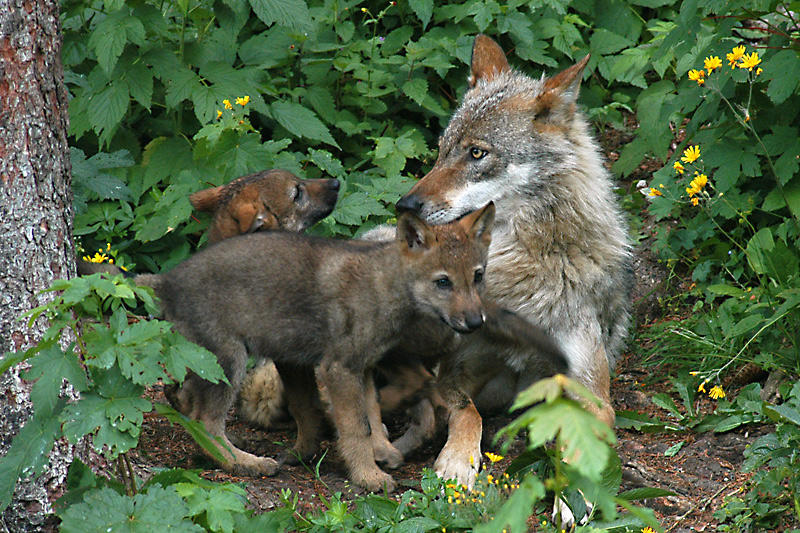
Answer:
[0,1,76,531]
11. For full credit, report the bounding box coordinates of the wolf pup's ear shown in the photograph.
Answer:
[469,34,511,87]
[543,54,590,105]
[397,211,436,252]
[190,185,224,212]
[462,202,495,246]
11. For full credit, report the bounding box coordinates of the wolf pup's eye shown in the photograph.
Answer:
[435,277,453,290]
[292,184,303,202]
[469,147,487,160]
[474,269,484,284]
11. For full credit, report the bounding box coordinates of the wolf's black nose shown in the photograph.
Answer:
[464,311,484,332]
[397,194,423,213]
[330,179,340,190]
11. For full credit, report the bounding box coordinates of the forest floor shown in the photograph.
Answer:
[127,129,775,532]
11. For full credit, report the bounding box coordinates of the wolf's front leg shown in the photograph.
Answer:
[318,360,396,492]
[432,380,482,489]
[365,375,403,469]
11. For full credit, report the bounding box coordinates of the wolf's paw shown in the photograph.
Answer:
[230,456,279,477]
[353,467,396,493]
[372,439,403,470]
[434,443,480,489]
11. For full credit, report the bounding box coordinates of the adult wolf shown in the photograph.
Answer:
[393,34,632,485]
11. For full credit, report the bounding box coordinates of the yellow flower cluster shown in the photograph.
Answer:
[726,45,763,73]
[685,173,708,197]
[485,452,504,463]
[82,243,113,264]
[445,471,519,507]
[217,96,251,120]
[696,380,726,400]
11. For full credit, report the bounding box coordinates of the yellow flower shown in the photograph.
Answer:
[674,160,685,174]
[698,381,707,393]
[692,173,708,190]
[648,188,662,197]
[216,109,222,119]
[727,45,746,68]
[361,7,368,12]
[709,385,726,399]
[689,371,699,376]
[688,69,705,85]
[469,454,474,466]
[485,452,504,463]
[704,55,722,73]
[756,67,763,76]
[681,145,701,164]
[223,99,232,110]
[691,197,699,206]
[739,52,761,71]
[641,528,657,533]
[235,95,250,106]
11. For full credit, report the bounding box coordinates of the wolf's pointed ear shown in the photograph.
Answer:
[469,35,510,87]
[462,202,495,246]
[397,211,436,252]
[190,185,224,212]
[543,54,590,104]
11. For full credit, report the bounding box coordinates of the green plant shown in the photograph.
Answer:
[0,273,227,510]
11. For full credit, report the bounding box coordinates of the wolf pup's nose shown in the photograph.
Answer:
[464,311,484,332]
[330,179,340,190]
[396,194,423,213]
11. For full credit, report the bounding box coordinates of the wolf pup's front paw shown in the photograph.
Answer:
[353,467,396,493]
[434,443,480,489]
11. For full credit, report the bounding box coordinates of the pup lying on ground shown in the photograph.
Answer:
[138,203,501,491]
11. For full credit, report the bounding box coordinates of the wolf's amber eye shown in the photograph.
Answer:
[470,147,487,160]
[474,270,484,284]
[435,277,453,289]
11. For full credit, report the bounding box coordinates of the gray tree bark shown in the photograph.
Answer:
[0,0,76,531]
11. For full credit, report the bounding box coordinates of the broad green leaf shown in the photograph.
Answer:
[402,78,429,107]
[163,331,227,385]
[91,80,129,145]
[765,49,800,104]
[473,475,545,533]
[0,406,64,512]
[58,486,202,533]
[175,482,247,532]
[88,11,129,74]
[408,0,433,27]
[270,101,339,148]
[248,0,311,31]
[25,343,89,416]
[617,487,676,501]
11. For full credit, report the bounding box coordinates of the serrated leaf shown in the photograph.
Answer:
[25,343,89,416]
[473,475,545,533]
[125,60,153,110]
[617,486,676,501]
[271,101,339,148]
[332,192,391,226]
[248,0,311,31]
[58,486,202,533]
[88,11,128,74]
[408,0,433,27]
[91,80,129,144]
[175,483,247,532]
[402,78,429,107]
[163,331,227,385]
[0,406,64,512]
[307,149,345,179]
[765,49,800,104]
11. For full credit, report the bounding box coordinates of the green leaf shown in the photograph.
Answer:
[402,78,429,107]
[0,406,64,512]
[25,343,89,416]
[617,486,676,501]
[332,192,391,226]
[270,101,339,148]
[163,331,228,385]
[154,403,232,464]
[91,80,129,145]
[174,482,247,531]
[765,49,800,104]
[88,11,129,74]
[58,486,202,533]
[408,0,433,27]
[473,475,545,533]
[248,0,311,31]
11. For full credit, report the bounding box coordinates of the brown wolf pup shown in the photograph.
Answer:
[138,203,505,491]
[189,169,340,243]
[387,34,633,492]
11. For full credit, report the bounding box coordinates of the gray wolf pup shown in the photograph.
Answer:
[388,34,632,486]
[139,203,509,491]
[189,169,340,243]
